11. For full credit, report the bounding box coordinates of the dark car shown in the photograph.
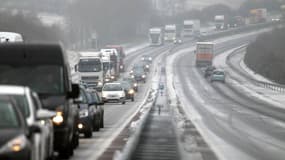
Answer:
[141,55,153,64]
[75,86,102,138]
[131,67,147,83]
[204,66,216,78]
[0,96,41,160]
[0,43,80,158]
[86,88,104,128]
[116,81,135,101]
[122,77,138,92]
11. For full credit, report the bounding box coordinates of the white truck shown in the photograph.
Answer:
[100,49,120,81]
[215,15,225,30]
[0,32,23,43]
[76,51,104,90]
[183,20,200,37]
[164,25,177,42]
[149,28,163,46]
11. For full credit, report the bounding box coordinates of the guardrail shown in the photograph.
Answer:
[227,46,285,92]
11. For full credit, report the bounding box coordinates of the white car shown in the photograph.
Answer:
[102,83,126,104]
[0,85,56,160]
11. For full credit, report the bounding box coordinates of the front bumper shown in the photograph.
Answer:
[53,126,70,151]
[0,148,31,160]
[78,117,93,133]
[102,97,125,102]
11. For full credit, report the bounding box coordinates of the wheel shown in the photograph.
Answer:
[100,113,104,128]
[122,101,126,104]
[58,141,73,159]
[84,128,93,138]
[94,115,100,132]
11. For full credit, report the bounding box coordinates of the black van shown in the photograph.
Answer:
[0,43,80,158]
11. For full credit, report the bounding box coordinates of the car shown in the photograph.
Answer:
[122,77,138,92]
[204,66,216,78]
[0,95,44,160]
[0,43,80,158]
[174,38,183,44]
[115,81,135,101]
[141,55,153,64]
[210,70,226,83]
[140,61,151,73]
[131,67,147,83]
[102,83,126,104]
[0,85,56,160]
[75,86,102,138]
[131,62,149,74]
[87,89,105,128]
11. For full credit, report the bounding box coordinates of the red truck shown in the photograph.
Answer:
[195,42,214,67]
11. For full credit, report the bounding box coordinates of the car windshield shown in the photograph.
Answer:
[0,65,64,94]
[213,71,225,75]
[103,84,122,91]
[10,95,30,118]
[78,59,102,72]
[0,101,19,129]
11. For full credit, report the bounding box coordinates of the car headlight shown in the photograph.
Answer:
[111,76,115,79]
[146,65,149,68]
[0,135,28,153]
[149,57,152,61]
[120,65,124,69]
[141,57,145,61]
[142,75,146,78]
[102,92,107,98]
[128,89,135,94]
[105,78,110,82]
[98,81,103,86]
[79,109,89,118]
[52,111,64,125]
[131,75,135,79]
[130,70,134,74]
[134,83,138,87]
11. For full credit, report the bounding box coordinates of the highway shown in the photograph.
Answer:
[172,31,285,160]
[64,25,285,160]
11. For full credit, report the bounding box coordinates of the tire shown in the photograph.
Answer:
[58,142,73,159]
[84,128,93,138]
[94,116,100,132]
[122,100,126,104]
[100,113,104,128]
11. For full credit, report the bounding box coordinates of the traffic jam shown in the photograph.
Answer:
[0,36,153,159]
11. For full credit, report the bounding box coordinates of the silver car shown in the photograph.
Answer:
[0,85,56,160]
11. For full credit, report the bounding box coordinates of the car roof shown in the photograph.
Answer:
[0,43,66,65]
[0,85,28,95]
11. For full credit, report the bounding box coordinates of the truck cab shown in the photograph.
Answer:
[149,28,163,46]
[0,43,80,158]
[164,24,177,42]
[77,51,104,91]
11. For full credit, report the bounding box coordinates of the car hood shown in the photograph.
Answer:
[0,129,24,146]
[39,95,66,110]
[102,91,124,95]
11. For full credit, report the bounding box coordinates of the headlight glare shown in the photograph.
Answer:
[0,135,27,153]
[52,111,64,125]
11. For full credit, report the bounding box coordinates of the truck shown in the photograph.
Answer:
[105,45,126,72]
[249,8,267,24]
[149,28,163,46]
[101,48,120,80]
[195,42,214,67]
[182,20,200,37]
[164,24,177,42]
[77,51,104,90]
[215,15,225,30]
[0,43,80,158]
[0,32,24,43]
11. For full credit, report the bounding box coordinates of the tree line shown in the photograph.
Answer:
[244,27,285,84]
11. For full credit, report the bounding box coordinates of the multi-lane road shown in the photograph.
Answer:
[64,25,285,160]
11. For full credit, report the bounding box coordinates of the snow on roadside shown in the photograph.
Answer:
[240,57,275,84]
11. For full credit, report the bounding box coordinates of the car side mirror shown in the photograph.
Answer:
[28,125,41,137]
[36,109,56,120]
[74,64,78,72]
[74,96,83,104]
[68,84,80,99]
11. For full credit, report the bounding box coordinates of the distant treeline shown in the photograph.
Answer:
[244,27,285,84]
[0,11,62,43]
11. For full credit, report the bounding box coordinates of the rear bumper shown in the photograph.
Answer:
[53,126,70,151]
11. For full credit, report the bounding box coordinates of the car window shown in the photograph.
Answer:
[11,95,30,118]
[103,84,123,91]
[79,88,88,103]
[0,101,19,129]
